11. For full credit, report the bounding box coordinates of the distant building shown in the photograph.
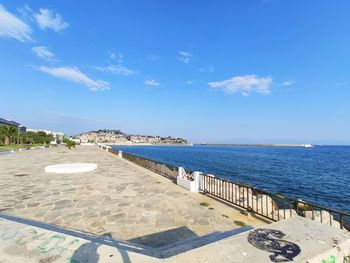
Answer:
[0,118,64,141]
[26,128,64,141]
[0,118,20,128]
[0,118,26,132]
[19,126,27,132]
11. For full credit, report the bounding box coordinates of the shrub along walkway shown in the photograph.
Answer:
[0,145,263,248]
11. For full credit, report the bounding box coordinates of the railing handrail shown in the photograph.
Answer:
[114,146,350,217]
[201,173,350,217]
[201,173,350,230]
[105,145,350,230]
[113,147,186,172]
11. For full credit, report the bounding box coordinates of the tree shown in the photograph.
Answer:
[65,140,76,149]
[21,131,36,144]
[0,125,18,145]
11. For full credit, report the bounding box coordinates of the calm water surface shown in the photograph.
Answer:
[114,145,350,213]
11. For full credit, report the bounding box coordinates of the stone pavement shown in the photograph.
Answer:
[164,216,350,263]
[0,145,263,248]
[0,215,349,262]
[0,215,158,263]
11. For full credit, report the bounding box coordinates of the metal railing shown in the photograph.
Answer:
[99,144,350,231]
[200,174,350,231]
[116,151,179,182]
[108,148,119,155]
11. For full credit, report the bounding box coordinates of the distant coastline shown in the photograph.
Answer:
[109,143,193,146]
[110,143,314,147]
[194,143,314,148]
[72,129,188,145]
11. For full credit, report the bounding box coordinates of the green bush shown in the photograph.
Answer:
[65,140,77,149]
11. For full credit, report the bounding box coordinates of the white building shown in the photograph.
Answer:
[26,129,65,141]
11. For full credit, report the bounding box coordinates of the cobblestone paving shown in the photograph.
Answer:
[0,146,250,247]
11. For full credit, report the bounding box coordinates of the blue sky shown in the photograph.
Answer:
[0,1,349,144]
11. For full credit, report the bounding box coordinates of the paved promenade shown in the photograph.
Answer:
[0,214,349,262]
[1,146,349,262]
[0,146,261,248]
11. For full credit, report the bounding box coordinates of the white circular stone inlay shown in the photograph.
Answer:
[44,163,97,173]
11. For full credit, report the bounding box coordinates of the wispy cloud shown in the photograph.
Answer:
[0,4,32,42]
[17,4,33,23]
[336,81,347,86]
[48,111,111,122]
[108,51,123,63]
[281,80,295,86]
[144,79,160,86]
[95,65,136,76]
[95,51,136,76]
[34,8,69,32]
[200,65,215,73]
[32,46,57,61]
[146,54,160,63]
[208,75,272,96]
[178,51,192,64]
[38,66,110,91]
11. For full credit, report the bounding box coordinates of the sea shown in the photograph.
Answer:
[113,145,350,213]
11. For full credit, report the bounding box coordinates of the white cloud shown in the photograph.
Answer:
[108,51,123,63]
[17,4,33,22]
[144,79,160,86]
[281,80,295,86]
[0,4,32,42]
[95,65,136,76]
[146,54,160,63]
[32,46,57,61]
[178,51,192,64]
[34,8,69,32]
[96,52,136,76]
[208,75,272,96]
[38,66,110,91]
[200,65,215,73]
[336,81,347,86]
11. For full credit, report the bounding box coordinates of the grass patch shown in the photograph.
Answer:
[222,214,229,218]
[276,193,285,199]
[0,144,44,152]
[234,220,246,227]
[208,207,214,210]
[200,202,209,207]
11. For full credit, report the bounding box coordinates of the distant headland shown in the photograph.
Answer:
[72,129,189,145]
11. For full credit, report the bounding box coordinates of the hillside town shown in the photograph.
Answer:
[73,129,189,145]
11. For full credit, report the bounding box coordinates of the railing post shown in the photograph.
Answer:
[178,167,185,178]
[340,214,344,229]
[246,187,249,209]
[193,171,202,193]
[118,150,123,158]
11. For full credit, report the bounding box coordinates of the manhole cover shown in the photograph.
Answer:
[14,173,30,177]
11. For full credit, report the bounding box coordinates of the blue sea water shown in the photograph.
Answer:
[113,145,350,213]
